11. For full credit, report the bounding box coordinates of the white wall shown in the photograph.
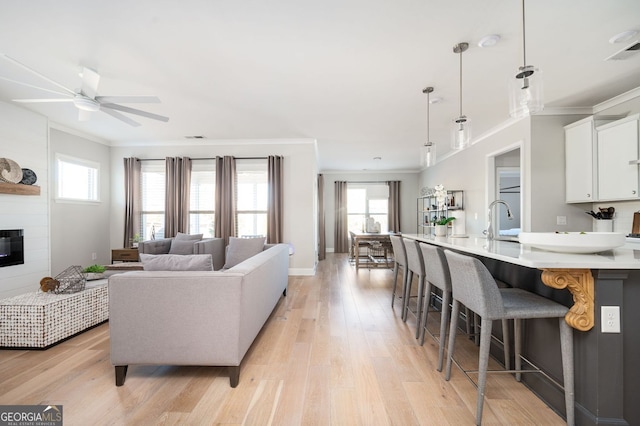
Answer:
[109,139,318,275]
[321,171,419,251]
[49,128,112,275]
[0,102,50,298]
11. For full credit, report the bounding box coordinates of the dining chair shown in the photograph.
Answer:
[389,235,408,309]
[443,250,574,426]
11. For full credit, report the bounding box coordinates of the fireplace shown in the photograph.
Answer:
[0,229,24,267]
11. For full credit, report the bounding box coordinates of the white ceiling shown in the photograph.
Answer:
[1,0,639,172]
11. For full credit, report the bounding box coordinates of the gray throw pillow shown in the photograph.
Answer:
[223,237,266,269]
[140,254,213,271]
[174,232,203,241]
[169,239,196,255]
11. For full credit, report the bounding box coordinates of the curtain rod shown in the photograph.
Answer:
[137,156,268,161]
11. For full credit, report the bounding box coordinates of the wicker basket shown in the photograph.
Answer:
[54,265,87,294]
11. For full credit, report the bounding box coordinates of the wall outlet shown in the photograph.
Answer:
[557,216,567,225]
[601,306,621,333]
[91,252,97,260]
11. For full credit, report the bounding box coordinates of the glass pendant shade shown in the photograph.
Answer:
[421,142,436,167]
[451,115,471,150]
[509,65,543,118]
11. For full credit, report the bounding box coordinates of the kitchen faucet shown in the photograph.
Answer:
[486,200,514,241]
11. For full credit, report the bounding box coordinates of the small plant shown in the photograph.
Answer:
[434,217,456,226]
[83,264,106,274]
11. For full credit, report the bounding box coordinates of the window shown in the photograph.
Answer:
[55,154,99,202]
[347,183,389,233]
[236,160,268,237]
[140,161,165,240]
[190,160,215,237]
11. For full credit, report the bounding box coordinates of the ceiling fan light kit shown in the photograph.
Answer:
[451,42,471,150]
[509,0,544,118]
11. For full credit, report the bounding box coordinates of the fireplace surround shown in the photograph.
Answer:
[0,229,24,267]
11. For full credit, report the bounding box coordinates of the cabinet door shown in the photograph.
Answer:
[597,117,639,201]
[565,121,594,202]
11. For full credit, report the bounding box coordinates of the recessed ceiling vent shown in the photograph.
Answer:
[605,40,640,61]
[184,135,206,139]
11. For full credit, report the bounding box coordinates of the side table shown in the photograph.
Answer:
[111,248,139,263]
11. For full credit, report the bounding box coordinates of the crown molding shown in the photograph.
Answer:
[593,86,640,113]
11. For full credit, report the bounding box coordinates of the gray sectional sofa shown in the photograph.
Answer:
[108,243,289,387]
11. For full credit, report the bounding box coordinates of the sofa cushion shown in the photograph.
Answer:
[168,239,196,255]
[140,253,213,271]
[223,237,266,269]
[174,232,203,241]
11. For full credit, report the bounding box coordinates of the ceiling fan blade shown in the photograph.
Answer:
[80,67,100,99]
[101,107,141,127]
[96,96,160,104]
[13,98,73,103]
[0,75,72,97]
[0,53,76,96]
[101,103,169,122]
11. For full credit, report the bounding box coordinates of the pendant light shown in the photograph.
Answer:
[509,0,543,118]
[421,86,436,167]
[451,42,470,150]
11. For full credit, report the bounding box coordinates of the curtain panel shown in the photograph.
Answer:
[334,181,349,253]
[165,157,192,238]
[267,155,284,243]
[387,180,401,233]
[215,156,237,245]
[123,157,141,248]
[318,174,326,260]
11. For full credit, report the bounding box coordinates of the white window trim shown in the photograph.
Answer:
[54,153,101,204]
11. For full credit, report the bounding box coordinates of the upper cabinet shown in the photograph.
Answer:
[596,114,640,201]
[564,115,627,203]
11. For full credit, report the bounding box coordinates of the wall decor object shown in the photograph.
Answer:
[19,168,37,185]
[0,158,23,183]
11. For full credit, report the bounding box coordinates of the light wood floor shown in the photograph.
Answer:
[0,254,565,425]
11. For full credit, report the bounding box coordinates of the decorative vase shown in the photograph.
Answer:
[434,224,448,237]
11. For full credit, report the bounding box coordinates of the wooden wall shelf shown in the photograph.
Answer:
[0,181,41,195]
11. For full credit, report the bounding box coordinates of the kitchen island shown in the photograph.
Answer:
[404,234,639,426]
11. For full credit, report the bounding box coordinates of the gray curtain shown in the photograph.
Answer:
[334,181,349,253]
[388,180,401,233]
[215,156,236,245]
[318,174,326,260]
[267,155,284,243]
[123,157,141,247]
[165,157,192,238]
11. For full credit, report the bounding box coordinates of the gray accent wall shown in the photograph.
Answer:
[49,128,112,275]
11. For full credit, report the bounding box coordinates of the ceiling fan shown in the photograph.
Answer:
[0,53,169,127]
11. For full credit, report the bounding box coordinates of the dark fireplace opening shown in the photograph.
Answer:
[0,229,24,267]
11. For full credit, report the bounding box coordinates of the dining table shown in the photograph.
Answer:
[349,231,395,270]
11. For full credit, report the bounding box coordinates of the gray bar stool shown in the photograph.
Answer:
[389,235,408,309]
[443,250,574,426]
[402,238,426,339]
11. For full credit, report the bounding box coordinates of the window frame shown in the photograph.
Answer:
[54,153,100,204]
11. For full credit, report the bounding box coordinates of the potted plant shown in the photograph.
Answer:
[434,217,455,237]
[83,264,106,281]
[130,233,141,248]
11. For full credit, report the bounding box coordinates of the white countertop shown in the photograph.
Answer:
[403,234,640,270]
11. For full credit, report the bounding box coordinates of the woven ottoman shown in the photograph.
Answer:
[0,279,108,348]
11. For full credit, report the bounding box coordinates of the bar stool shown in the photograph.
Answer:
[443,250,574,426]
[402,238,426,338]
[389,235,407,309]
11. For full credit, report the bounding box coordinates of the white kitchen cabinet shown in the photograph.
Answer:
[564,116,622,203]
[597,114,640,201]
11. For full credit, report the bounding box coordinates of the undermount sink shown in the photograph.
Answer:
[518,232,626,254]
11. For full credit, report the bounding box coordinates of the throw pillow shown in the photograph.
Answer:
[169,239,196,255]
[140,254,213,271]
[223,237,266,269]
[174,232,203,241]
